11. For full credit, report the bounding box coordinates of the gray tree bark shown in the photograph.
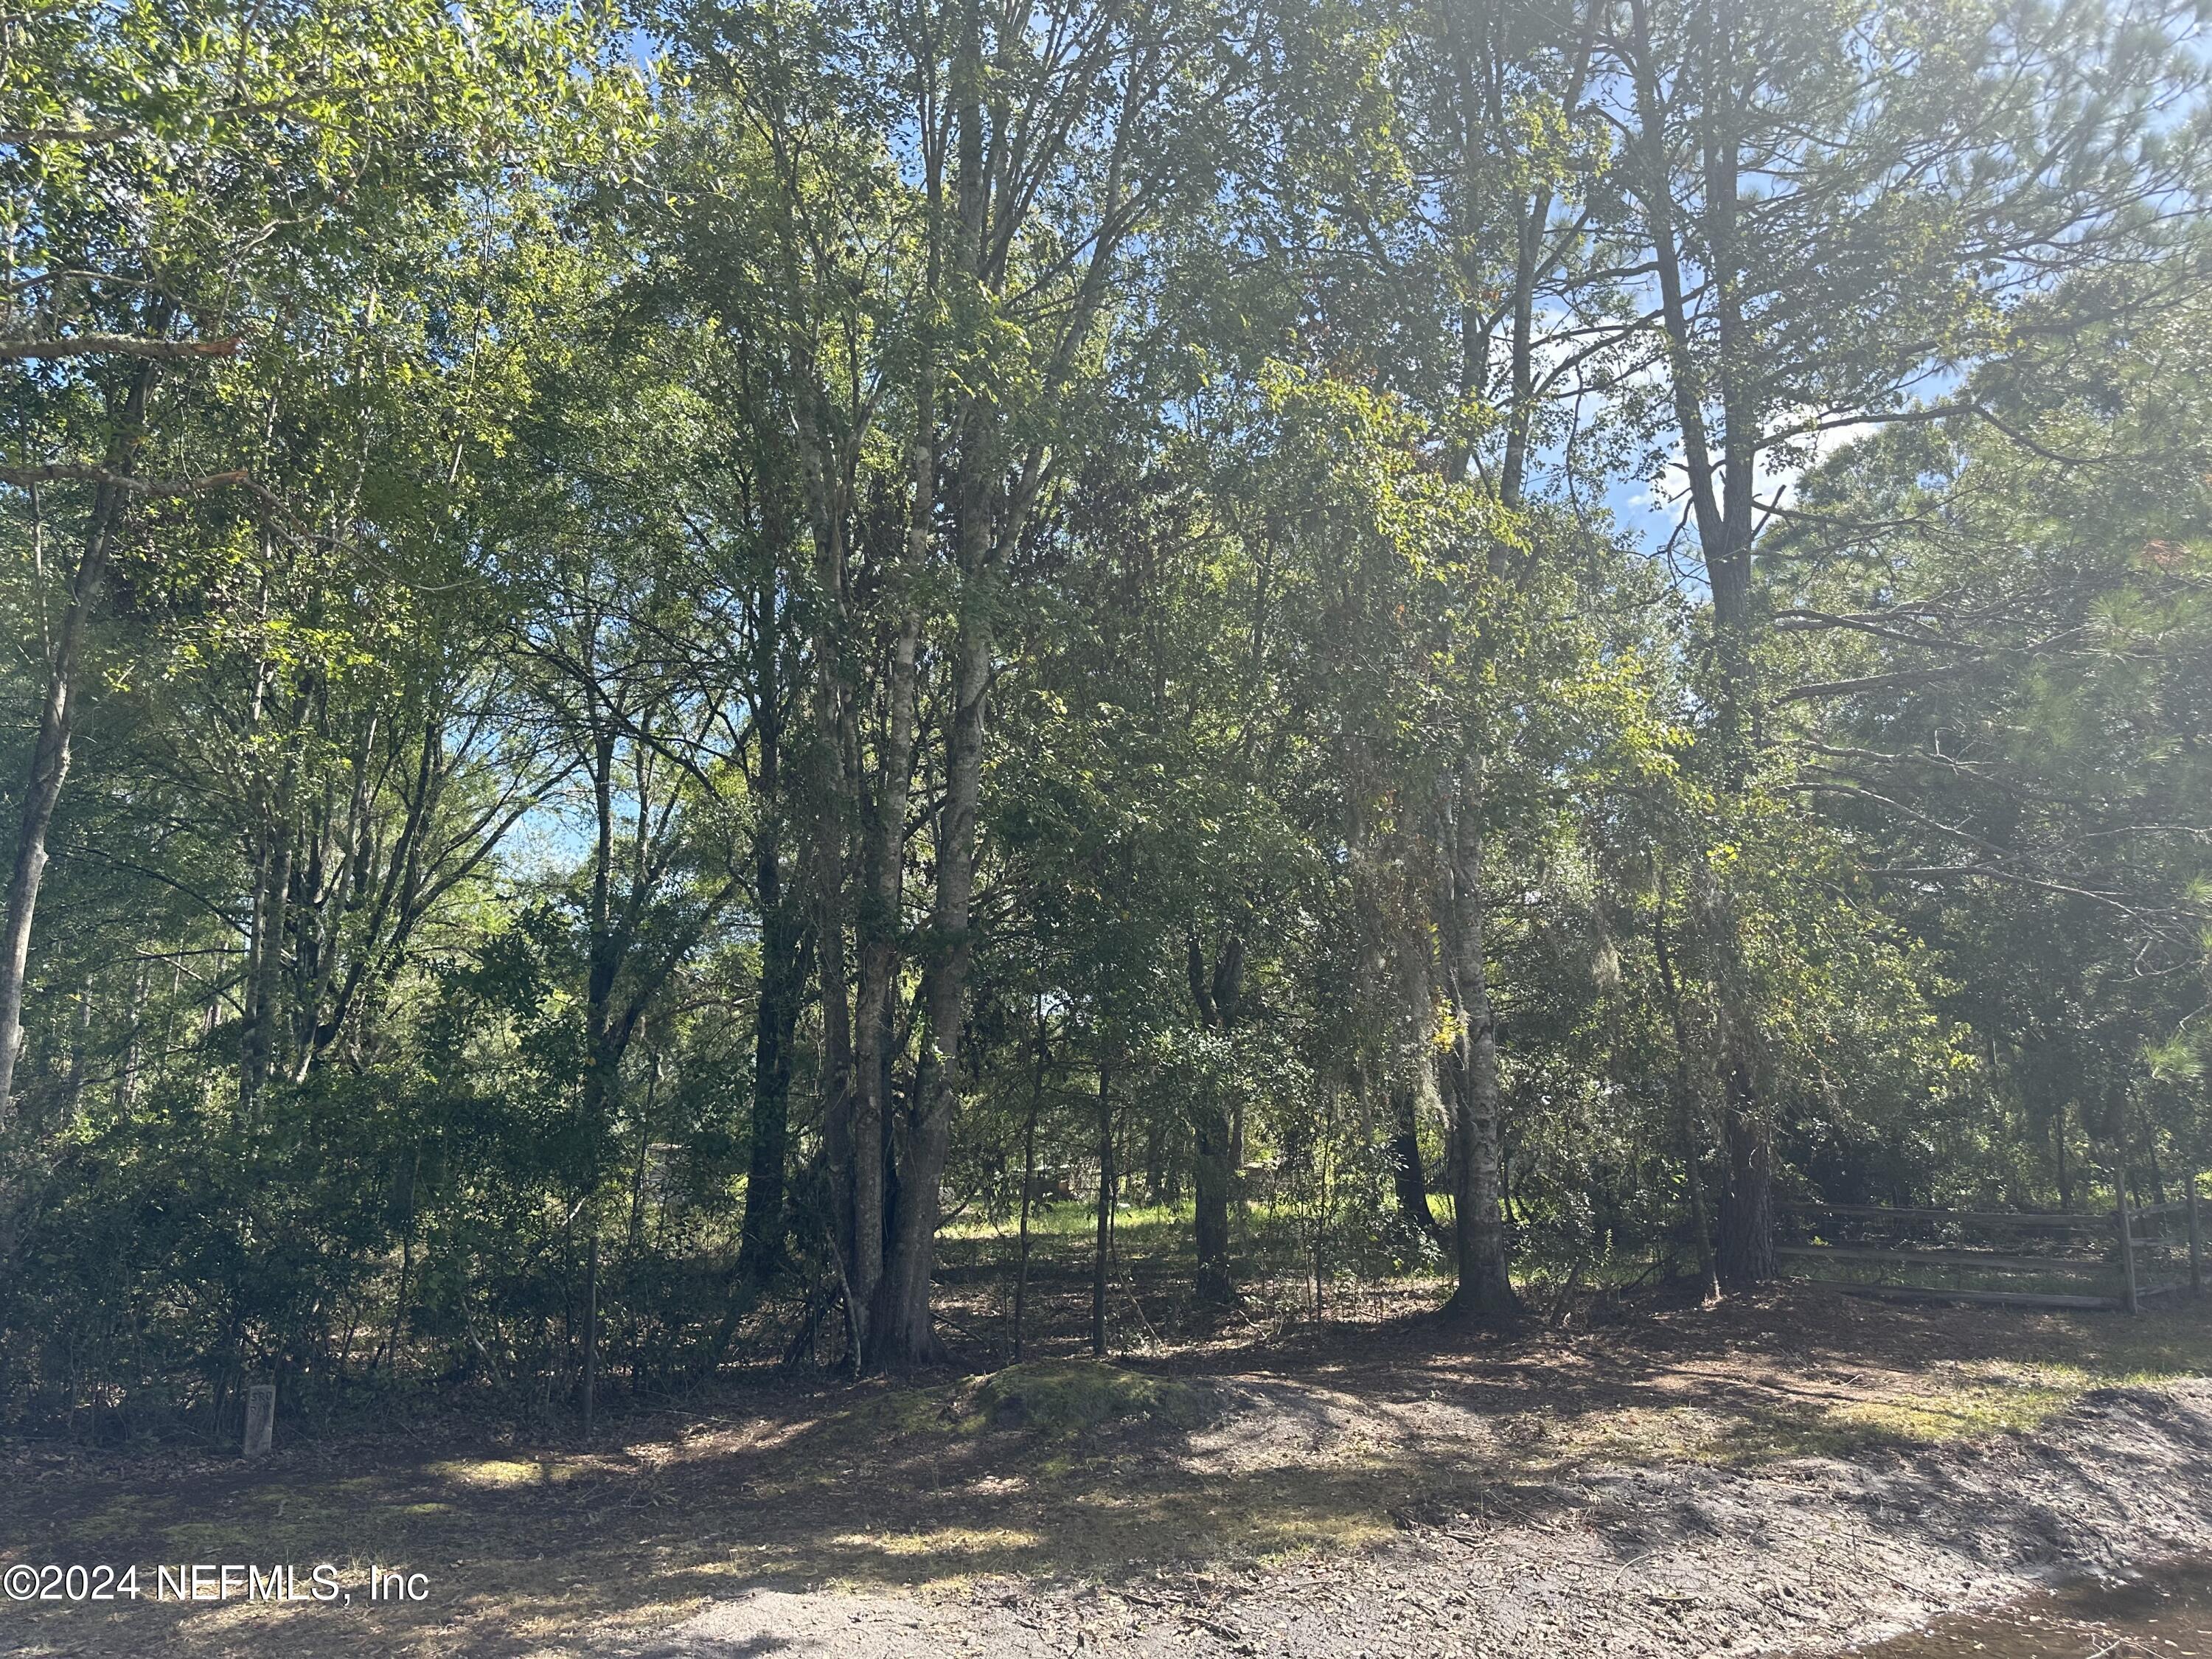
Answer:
[1436,774,1518,1321]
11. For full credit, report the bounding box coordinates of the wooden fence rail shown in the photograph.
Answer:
[1778,1184,2205,1315]
[1784,1203,2107,1230]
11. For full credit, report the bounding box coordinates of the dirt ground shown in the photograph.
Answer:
[7,1286,2212,1658]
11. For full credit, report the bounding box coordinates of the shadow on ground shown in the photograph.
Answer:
[7,1287,2212,1657]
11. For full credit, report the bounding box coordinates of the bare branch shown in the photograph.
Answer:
[1866,865,2207,923]
[1792,781,2004,853]
[1774,663,1985,703]
[1772,608,1978,650]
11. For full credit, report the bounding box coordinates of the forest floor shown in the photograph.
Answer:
[8,1220,2212,1657]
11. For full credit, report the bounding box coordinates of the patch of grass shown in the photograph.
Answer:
[426,1455,574,1489]
[1685,1377,2079,1464]
[827,1523,1045,1559]
[967,1360,1216,1433]
[1832,1378,2076,1442]
[942,1198,1192,1245]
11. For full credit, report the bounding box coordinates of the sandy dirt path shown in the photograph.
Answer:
[603,1381,2212,1658]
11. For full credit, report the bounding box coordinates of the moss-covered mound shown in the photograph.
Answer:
[969,1360,1216,1434]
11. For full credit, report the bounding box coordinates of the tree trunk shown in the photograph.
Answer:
[627,1053,658,1256]
[1192,1105,1236,1305]
[869,1099,952,1369]
[237,768,293,1127]
[1652,869,1720,1298]
[867,505,990,1371]
[738,641,801,1284]
[1091,1053,1113,1357]
[1714,1060,1775,1285]
[1184,931,1245,1304]
[117,956,148,1112]
[581,1229,599,1441]
[1437,775,1518,1321]
[583,720,622,1149]
[0,364,152,1124]
[1706,872,1775,1289]
[1389,925,1442,1237]
[807,582,860,1360]
[849,607,919,1343]
[737,849,801,1282]
[1142,1113,1167,1205]
[1013,1005,1044,1360]
[1675,1079,1721,1298]
[61,981,90,1127]
[2143,1096,2169,1206]
[2054,1096,2073,1213]
[1630,0,1778,1284]
[1388,1082,1438,1235]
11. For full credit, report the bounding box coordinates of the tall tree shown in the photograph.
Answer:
[1603,0,2208,1281]
[0,0,615,1120]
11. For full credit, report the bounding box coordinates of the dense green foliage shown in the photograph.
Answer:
[3,0,2208,1433]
